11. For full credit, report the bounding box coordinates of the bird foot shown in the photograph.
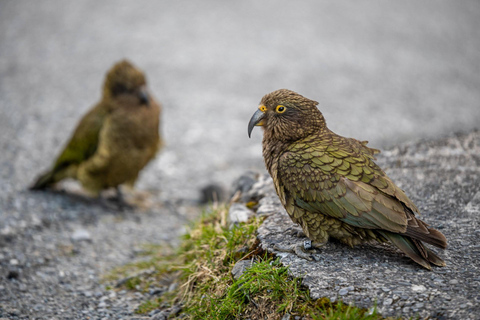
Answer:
[99,187,135,211]
[98,196,134,212]
[273,240,326,261]
[273,241,315,261]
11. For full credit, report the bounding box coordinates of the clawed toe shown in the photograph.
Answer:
[273,242,314,261]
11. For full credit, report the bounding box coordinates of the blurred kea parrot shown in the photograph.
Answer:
[31,60,163,198]
[248,89,446,270]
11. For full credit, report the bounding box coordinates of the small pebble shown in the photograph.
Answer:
[71,229,91,242]
[338,288,349,296]
[383,298,393,306]
[412,285,427,293]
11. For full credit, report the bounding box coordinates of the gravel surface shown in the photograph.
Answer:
[239,130,480,319]
[1,1,479,319]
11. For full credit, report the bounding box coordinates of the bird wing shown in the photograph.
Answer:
[277,134,420,234]
[51,104,108,172]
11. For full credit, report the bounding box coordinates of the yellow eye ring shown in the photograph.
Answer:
[276,105,286,113]
[259,105,267,112]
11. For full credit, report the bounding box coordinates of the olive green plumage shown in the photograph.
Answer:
[248,89,447,270]
[31,60,162,195]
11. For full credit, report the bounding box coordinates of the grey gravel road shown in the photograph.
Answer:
[1,1,479,319]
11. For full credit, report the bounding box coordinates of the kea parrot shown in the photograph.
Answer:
[31,60,163,198]
[248,89,446,270]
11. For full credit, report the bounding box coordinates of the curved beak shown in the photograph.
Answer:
[248,109,265,138]
[138,86,150,106]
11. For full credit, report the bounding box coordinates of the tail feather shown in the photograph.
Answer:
[426,247,446,267]
[406,218,447,249]
[406,226,447,249]
[378,231,445,270]
[30,170,56,190]
[30,164,78,190]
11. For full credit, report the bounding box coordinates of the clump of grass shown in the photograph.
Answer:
[194,257,306,318]
[107,204,387,319]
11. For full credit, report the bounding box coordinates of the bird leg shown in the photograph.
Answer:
[115,186,126,202]
[284,224,307,238]
[101,186,135,211]
[273,239,327,261]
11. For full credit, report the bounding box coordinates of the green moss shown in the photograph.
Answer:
[124,276,142,290]
[136,299,161,314]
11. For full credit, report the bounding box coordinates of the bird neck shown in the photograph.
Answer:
[262,135,288,176]
[262,125,331,178]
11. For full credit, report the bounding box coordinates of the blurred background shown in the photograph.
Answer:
[1,0,479,202]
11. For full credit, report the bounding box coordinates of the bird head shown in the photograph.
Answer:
[103,59,151,106]
[248,89,326,141]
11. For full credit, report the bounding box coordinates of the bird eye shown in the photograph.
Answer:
[276,105,286,113]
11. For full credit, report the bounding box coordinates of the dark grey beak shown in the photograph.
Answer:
[138,87,150,106]
[248,109,265,138]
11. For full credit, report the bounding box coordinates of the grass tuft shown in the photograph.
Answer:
[107,204,390,319]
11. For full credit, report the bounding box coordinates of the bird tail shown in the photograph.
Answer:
[406,219,447,249]
[378,231,446,270]
[30,164,79,190]
[30,170,57,190]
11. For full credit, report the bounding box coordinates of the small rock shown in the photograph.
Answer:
[338,288,349,296]
[168,282,178,292]
[33,304,44,312]
[230,171,258,201]
[414,302,425,309]
[383,298,393,306]
[151,304,182,319]
[199,183,225,204]
[245,174,276,203]
[412,285,427,293]
[151,312,168,320]
[71,229,91,242]
[149,287,163,295]
[228,203,254,225]
[231,260,253,280]
[149,309,161,316]
[281,313,291,320]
